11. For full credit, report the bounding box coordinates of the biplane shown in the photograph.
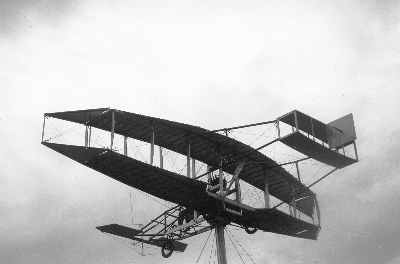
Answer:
[41,108,358,261]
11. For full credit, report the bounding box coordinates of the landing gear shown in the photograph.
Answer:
[161,240,174,258]
[244,226,257,234]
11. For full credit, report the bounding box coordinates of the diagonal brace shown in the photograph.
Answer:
[223,161,246,197]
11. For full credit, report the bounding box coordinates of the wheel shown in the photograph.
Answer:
[244,226,257,234]
[161,240,174,258]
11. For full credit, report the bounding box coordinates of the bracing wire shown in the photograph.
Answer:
[226,229,246,264]
[227,228,257,264]
[207,235,215,264]
[43,122,81,142]
[196,230,213,263]
[129,191,135,225]
[248,127,272,147]
[144,192,172,208]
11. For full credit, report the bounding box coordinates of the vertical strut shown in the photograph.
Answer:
[295,162,301,182]
[159,147,163,169]
[276,119,281,138]
[207,165,212,184]
[41,115,46,142]
[235,178,241,203]
[187,144,191,177]
[294,110,299,131]
[110,110,115,149]
[264,169,270,209]
[150,127,155,165]
[192,158,196,178]
[215,224,227,264]
[85,125,89,147]
[353,141,359,161]
[218,160,223,194]
[88,126,92,147]
[124,136,128,156]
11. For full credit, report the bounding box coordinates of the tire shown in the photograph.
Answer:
[161,240,174,258]
[245,226,257,234]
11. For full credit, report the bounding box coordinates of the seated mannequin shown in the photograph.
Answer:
[178,208,195,226]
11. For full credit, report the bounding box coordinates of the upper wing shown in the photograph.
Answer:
[45,108,315,217]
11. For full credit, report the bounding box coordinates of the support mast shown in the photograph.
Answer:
[215,224,227,264]
[215,157,228,264]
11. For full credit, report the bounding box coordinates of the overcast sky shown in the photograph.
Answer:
[1,1,400,263]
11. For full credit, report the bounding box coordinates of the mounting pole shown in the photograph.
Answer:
[215,156,227,264]
[215,224,227,264]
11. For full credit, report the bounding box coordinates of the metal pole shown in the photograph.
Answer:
[215,224,227,264]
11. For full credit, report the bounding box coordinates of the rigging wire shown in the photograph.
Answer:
[129,191,135,225]
[248,127,272,147]
[227,228,257,264]
[207,235,215,264]
[226,228,246,264]
[42,122,81,142]
[143,192,173,208]
[196,230,213,263]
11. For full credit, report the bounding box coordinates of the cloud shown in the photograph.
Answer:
[0,0,78,35]
[1,0,400,263]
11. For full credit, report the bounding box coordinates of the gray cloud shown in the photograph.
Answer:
[1,0,400,263]
[0,0,78,35]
